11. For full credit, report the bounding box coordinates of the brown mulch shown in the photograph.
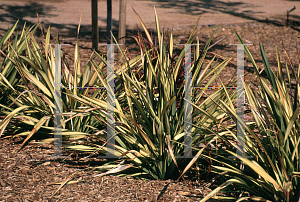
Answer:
[0,138,215,202]
[0,20,299,201]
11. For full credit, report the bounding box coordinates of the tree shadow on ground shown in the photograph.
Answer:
[148,0,300,31]
[0,2,56,29]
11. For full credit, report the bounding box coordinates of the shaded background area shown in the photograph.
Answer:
[0,0,299,41]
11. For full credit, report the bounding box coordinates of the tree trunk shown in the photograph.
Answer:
[118,0,126,45]
[91,0,98,51]
[107,0,112,44]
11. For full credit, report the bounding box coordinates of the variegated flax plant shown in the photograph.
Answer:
[65,9,238,180]
[0,21,107,149]
[200,32,300,201]
[0,9,237,186]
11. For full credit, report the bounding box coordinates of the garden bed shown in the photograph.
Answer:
[0,20,299,201]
